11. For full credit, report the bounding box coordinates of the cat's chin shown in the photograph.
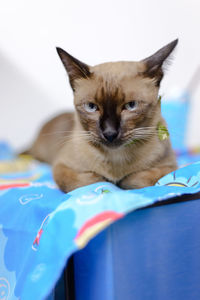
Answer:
[99,139,125,149]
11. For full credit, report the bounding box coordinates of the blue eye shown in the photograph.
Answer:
[124,101,136,111]
[84,102,98,112]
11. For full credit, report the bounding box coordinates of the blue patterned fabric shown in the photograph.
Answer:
[0,143,200,300]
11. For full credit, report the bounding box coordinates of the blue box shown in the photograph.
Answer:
[74,198,200,300]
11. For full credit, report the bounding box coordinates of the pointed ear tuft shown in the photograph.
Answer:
[56,47,91,91]
[142,39,178,86]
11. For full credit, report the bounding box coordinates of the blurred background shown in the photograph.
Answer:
[0,0,200,151]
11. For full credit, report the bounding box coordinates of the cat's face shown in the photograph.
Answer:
[73,62,159,147]
[57,40,178,148]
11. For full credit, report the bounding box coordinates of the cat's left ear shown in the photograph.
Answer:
[56,47,91,91]
[141,39,178,86]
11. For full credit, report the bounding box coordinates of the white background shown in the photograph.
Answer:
[0,0,200,150]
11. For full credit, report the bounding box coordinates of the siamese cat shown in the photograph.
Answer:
[27,39,178,192]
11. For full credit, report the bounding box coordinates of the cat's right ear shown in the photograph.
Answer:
[56,47,91,91]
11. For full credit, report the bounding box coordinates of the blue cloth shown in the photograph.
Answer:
[0,143,200,300]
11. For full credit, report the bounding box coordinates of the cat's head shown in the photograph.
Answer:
[56,40,178,148]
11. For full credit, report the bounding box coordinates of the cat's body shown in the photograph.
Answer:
[27,40,178,192]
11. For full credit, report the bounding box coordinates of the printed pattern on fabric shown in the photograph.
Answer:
[0,143,200,300]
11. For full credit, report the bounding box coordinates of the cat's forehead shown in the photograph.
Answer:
[91,61,143,77]
[74,61,157,103]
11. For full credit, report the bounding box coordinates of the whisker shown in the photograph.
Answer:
[54,133,93,148]
[124,126,157,137]
[41,130,91,137]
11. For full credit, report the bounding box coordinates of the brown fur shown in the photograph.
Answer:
[27,40,178,192]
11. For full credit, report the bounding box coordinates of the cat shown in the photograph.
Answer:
[27,39,178,192]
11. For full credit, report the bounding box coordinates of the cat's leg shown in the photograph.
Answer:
[53,163,105,192]
[118,166,176,189]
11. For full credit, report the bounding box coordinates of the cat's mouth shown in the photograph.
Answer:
[89,132,124,148]
[89,131,143,148]
[100,139,124,148]
[96,134,135,148]
[97,130,124,148]
[102,138,142,148]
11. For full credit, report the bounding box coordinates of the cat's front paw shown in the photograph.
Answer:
[119,173,156,189]
[53,163,104,192]
[118,166,175,190]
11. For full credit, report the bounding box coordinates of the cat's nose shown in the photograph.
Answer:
[103,130,118,142]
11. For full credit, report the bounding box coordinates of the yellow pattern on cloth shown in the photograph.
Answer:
[0,155,34,174]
